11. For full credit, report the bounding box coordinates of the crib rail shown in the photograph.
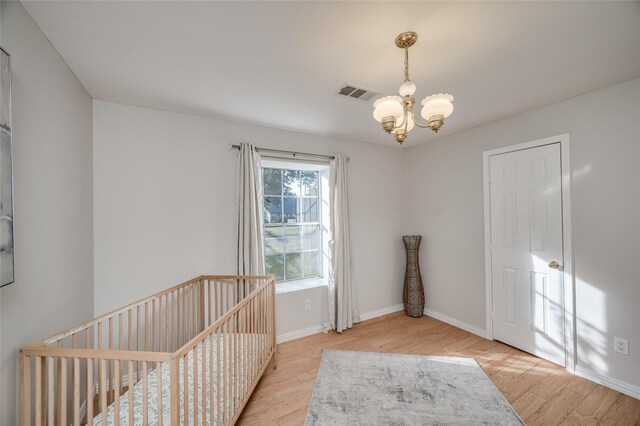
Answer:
[20,275,276,425]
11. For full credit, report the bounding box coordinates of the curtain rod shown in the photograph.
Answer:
[229,144,336,161]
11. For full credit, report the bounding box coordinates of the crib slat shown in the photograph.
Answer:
[224,320,229,424]
[202,334,206,425]
[255,295,259,378]
[188,285,191,341]
[216,325,221,426]
[19,352,31,426]
[208,280,212,326]
[271,279,277,366]
[189,284,193,339]
[46,357,54,426]
[100,359,107,425]
[170,359,179,425]
[59,357,67,426]
[209,329,214,426]
[152,299,156,351]
[73,358,80,426]
[197,281,201,331]
[166,294,170,351]
[233,307,236,415]
[128,309,133,352]
[86,358,94,426]
[246,291,250,388]
[263,282,267,356]
[241,302,246,398]
[128,361,134,426]
[119,313,123,351]
[222,281,226,320]
[185,286,189,343]
[184,353,189,424]
[261,286,265,362]
[34,356,42,426]
[193,347,199,425]
[114,360,120,425]
[145,301,150,351]
[257,289,262,369]
[142,361,148,426]
[56,342,63,423]
[215,280,219,321]
[97,322,102,351]
[176,290,180,348]
[247,295,259,386]
[136,306,141,382]
[192,283,195,335]
[157,361,163,426]
[171,291,175,351]
[108,318,113,405]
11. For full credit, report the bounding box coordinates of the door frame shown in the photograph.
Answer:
[482,134,574,372]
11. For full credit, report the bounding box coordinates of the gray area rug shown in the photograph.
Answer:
[305,350,524,426]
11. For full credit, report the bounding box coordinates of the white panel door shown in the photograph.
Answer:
[489,143,565,365]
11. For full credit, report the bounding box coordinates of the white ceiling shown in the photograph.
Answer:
[21,1,640,147]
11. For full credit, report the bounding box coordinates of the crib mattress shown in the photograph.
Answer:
[93,333,269,425]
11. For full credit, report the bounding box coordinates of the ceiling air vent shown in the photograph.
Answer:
[338,84,378,102]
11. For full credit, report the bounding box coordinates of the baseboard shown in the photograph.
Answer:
[359,303,404,322]
[424,308,489,339]
[574,365,640,399]
[276,324,326,344]
[276,303,404,344]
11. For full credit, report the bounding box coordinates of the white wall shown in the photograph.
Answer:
[405,78,640,389]
[93,100,406,336]
[0,2,94,424]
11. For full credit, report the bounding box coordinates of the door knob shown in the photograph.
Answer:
[548,261,561,270]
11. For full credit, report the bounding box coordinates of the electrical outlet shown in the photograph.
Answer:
[304,299,311,311]
[614,337,629,355]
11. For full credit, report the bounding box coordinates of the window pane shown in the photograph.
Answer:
[264,236,284,254]
[283,197,299,223]
[265,226,284,239]
[301,198,318,222]
[285,253,302,280]
[283,170,301,196]
[265,255,284,281]
[263,168,282,196]
[302,171,318,196]
[264,197,282,224]
[304,251,320,277]
[303,225,319,250]
[284,226,302,252]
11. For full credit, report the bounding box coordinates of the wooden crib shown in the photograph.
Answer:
[19,275,276,425]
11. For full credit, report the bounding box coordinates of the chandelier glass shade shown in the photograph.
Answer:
[373,32,454,144]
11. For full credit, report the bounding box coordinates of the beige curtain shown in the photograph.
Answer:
[236,143,265,276]
[328,154,360,332]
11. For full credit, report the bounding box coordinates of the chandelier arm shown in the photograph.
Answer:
[412,119,435,129]
[390,105,411,132]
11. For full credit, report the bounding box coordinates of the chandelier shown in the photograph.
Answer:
[373,32,454,144]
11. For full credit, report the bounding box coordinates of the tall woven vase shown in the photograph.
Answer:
[403,235,424,318]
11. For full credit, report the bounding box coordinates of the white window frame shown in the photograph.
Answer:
[262,159,329,285]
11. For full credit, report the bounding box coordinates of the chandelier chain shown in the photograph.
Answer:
[404,46,410,82]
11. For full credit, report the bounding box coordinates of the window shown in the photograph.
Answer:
[263,167,322,282]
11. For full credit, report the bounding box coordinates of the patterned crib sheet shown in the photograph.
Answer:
[93,333,269,425]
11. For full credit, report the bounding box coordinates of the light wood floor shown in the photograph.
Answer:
[237,311,640,426]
